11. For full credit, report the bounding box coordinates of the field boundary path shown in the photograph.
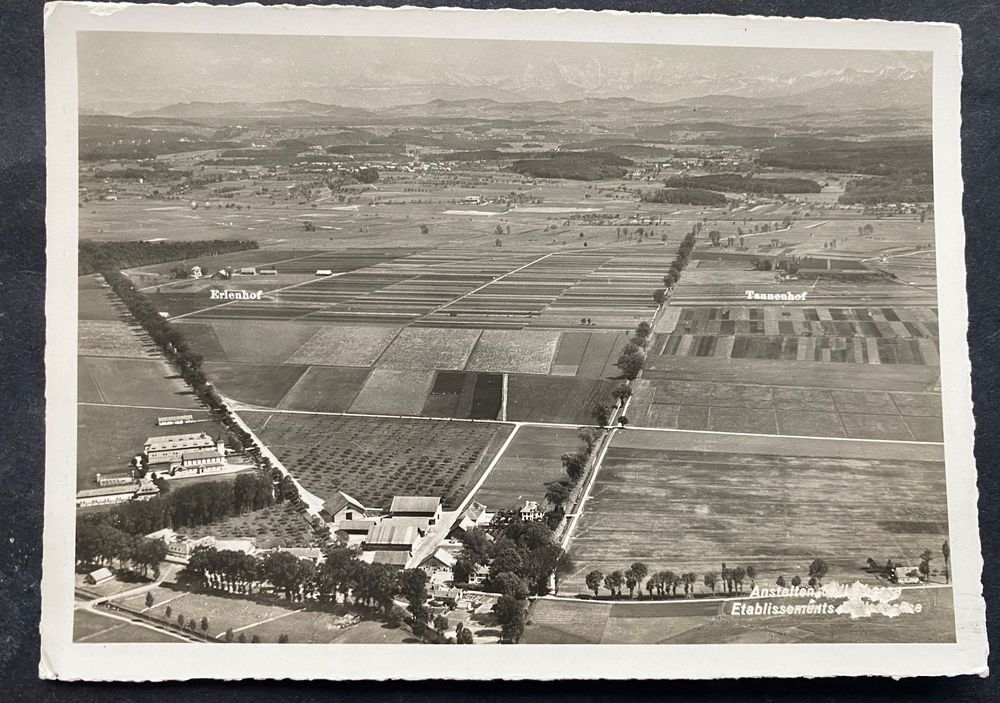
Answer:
[559,395,631,551]
[407,423,524,568]
[223,399,328,519]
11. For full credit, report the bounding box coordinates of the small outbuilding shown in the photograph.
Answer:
[86,567,114,586]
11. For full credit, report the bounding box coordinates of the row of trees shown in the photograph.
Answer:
[184,544,437,632]
[538,426,605,530]
[583,561,833,599]
[81,472,275,537]
[615,320,653,380]
[654,225,698,306]
[76,521,167,578]
[79,239,258,275]
[101,267,213,401]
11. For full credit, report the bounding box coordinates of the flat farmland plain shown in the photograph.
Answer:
[246,412,513,509]
[561,429,947,595]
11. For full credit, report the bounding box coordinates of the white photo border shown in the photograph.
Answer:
[42,1,987,680]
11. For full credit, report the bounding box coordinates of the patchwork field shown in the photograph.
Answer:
[246,413,513,510]
[474,425,584,510]
[524,585,955,644]
[628,378,943,441]
[652,305,939,366]
[561,429,947,594]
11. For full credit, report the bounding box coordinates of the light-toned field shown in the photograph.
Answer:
[206,320,322,363]
[79,356,205,408]
[561,428,946,594]
[247,412,513,509]
[285,324,401,366]
[348,368,435,415]
[78,320,156,359]
[121,587,383,643]
[375,327,482,371]
[465,329,561,374]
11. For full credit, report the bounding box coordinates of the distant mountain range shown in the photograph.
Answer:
[121,65,930,123]
[130,100,377,121]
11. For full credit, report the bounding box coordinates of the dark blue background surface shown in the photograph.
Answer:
[1,1,996,698]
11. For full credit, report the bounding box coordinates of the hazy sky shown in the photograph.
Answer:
[78,32,931,114]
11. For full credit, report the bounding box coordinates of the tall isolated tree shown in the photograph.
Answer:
[919,549,934,582]
[807,559,830,586]
[585,570,604,597]
[604,570,624,598]
[561,451,588,483]
[612,382,633,405]
[942,541,951,583]
[544,480,572,511]
[591,402,612,427]
[627,562,648,598]
[493,595,527,644]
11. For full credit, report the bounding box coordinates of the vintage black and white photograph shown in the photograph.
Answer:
[40,2,986,680]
